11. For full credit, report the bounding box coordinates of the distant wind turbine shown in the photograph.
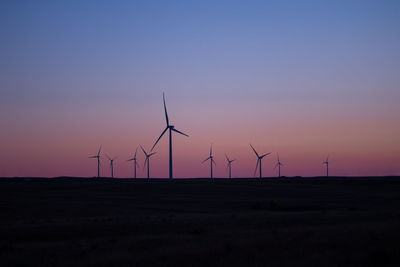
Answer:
[151,93,189,181]
[275,154,283,177]
[250,144,271,180]
[106,155,118,178]
[141,145,156,180]
[127,147,139,179]
[202,144,216,181]
[225,154,235,179]
[89,146,102,178]
[322,156,329,177]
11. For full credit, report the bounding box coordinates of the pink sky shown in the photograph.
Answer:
[1,91,399,178]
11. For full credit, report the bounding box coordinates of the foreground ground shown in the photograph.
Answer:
[0,177,399,266]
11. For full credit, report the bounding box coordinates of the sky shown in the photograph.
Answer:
[0,0,399,178]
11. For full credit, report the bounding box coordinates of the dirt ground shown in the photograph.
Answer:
[0,177,399,267]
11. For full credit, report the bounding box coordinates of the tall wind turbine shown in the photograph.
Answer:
[151,93,189,181]
[106,155,118,178]
[250,144,271,180]
[275,154,283,177]
[89,146,102,178]
[127,147,139,179]
[141,145,156,180]
[202,144,216,180]
[322,157,329,177]
[225,154,235,179]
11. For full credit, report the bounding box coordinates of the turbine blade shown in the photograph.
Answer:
[261,153,271,158]
[134,147,138,157]
[140,145,147,156]
[97,145,102,156]
[210,144,212,156]
[106,154,111,160]
[225,154,229,162]
[172,128,189,137]
[143,158,148,170]
[148,152,157,157]
[89,156,97,158]
[127,158,134,161]
[202,157,211,163]
[254,159,260,177]
[249,144,259,157]
[163,92,169,126]
[151,127,168,151]
[212,159,216,165]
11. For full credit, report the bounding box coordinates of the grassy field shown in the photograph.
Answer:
[0,177,399,267]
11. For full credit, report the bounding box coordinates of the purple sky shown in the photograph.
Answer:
[1,1,399,177]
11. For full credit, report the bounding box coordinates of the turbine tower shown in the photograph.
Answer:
[275,154,283,177]
[141,145,156,181]
[106,155,117,178]
[202,144,216,181]
[250,144,271,180]
[225,154,235,179]
[127,147,139,179]
[89,145,102,178]
[152,93,189,181]
[322,157,329,177]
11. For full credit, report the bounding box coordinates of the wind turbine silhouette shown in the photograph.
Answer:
[151,93,189,181]
[141,145,156,181]
[275,153,283,177]
[225,154,235,179]
[127,147,139,179]
[89,146,102,178]
[106,155,118,178]
[202,144,216,181]
[322,156,329,177]
[250,144,271,180]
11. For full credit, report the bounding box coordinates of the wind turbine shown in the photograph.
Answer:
[322,156,329,177]
[106,155,118,178]
[141,145,156,180]
[275,153,283,177]
[151,93,189,181]
[225,154,235,179]
[202,144,216,181]
[127,147,139,179]
[250,144,271,180]
[89,145,102,177]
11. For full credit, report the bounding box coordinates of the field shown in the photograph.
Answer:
[0,177,399,267]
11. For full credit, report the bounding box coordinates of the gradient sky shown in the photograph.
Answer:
[1,0,399,178]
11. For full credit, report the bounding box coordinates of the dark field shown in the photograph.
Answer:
[1,177,399,267]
